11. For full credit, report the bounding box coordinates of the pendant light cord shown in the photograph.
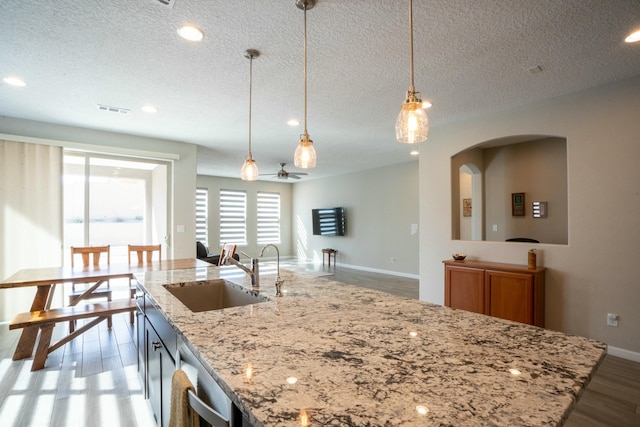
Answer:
[303,3,309,137]
[408,0,415,94]
[248,54,253,156]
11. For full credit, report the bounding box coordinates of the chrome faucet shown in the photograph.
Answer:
[223,251,259,288]
[259,244,284,296]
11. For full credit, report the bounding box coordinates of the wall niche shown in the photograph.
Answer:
[451,135,568,245]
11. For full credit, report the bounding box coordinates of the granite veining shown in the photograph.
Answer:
[137,264,606,427]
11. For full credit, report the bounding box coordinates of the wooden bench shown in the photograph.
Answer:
[9,299,137,371]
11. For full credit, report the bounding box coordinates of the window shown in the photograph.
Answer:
[219,189,247,245]
[257,192,281,244]
[195,188,208,246]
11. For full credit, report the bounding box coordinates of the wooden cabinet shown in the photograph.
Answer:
[445,265,486,314]
[444,260,545,327]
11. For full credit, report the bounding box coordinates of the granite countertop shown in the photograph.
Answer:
[137,264,606,427]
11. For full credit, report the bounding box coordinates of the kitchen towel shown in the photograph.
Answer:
[168,369,198,427]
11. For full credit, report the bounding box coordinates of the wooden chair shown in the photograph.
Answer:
[127,244,161,323]
[70,245,111,290]
[218,243,237,266]
[128,244,162,265]
[68,245,113,331]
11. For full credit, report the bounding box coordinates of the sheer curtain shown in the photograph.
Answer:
[0,139,62,321]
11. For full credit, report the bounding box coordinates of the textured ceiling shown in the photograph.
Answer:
[1,0,639,180]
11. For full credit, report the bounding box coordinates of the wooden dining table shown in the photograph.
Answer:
[0,258,211,362]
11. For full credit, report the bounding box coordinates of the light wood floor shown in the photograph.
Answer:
[0,311,155,427]
[320,266,419,299]
[0,267,637,426]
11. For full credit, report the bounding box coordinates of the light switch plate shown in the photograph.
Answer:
[532,201,547,218]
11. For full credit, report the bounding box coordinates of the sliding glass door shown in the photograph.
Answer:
[63,153,168,264]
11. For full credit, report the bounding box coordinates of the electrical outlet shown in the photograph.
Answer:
[607,313,619,327]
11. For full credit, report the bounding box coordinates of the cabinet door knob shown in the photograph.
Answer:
[152,341,162,351]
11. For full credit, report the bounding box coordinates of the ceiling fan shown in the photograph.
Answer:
[261,162,308,180]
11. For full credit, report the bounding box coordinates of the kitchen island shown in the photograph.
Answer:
[137,264,606,427]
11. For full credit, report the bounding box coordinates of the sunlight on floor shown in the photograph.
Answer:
[0,312,156,427]
[0,395,23,425]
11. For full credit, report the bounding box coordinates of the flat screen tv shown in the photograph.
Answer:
[312,207,346,236]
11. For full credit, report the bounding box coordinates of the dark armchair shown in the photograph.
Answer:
[196,241,239,265]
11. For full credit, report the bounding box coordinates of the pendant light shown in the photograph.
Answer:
[241,49,259,181]
[293,0,317,169]
[396,0,429,144]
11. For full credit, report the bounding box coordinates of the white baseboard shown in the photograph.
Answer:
[289,258,419,280]
[337,263,419,280]
[607,346,640,363]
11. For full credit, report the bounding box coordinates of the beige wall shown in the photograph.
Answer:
[420,75,640,357]
[452,148,484,240]
[483,138,568,244]
[195,175,293,258]
[292,162,419,277]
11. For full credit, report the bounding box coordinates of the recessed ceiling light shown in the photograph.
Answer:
[286,376,298,384]
[287,119,300,126]
[142,105,158,114]
[422,101,432,109]
[410,150,419,156]
[178,25,204,42]
[3,77,26,87]
[416,405,430,415]
[625,29,640,43]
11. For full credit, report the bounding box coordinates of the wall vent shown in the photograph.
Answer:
[97,104,130,115]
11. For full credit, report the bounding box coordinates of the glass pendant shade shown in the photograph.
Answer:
[241,154,258,181]
[396,0,430,144]
[294,134,316,168]
[294,0,317,169]
[241,49,259,181]
[396,99,429,144]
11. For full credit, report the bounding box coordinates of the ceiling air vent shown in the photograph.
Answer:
[527,65,544,74]
[97,104,130,115]
[148,0,176,8]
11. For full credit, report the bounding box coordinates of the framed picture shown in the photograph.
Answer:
[512,193,525,216]
[463,198,472,217]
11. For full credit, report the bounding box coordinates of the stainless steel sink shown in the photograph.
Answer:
[163,279,266,312]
